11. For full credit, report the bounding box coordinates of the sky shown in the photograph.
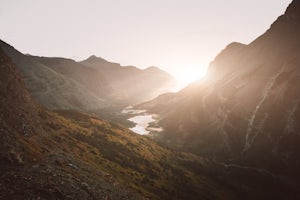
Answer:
[0,0,293,86]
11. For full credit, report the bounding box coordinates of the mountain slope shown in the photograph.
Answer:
[0,40,176,113]
[141,0,300,183]
[29,55,113,98]
[0,40,110,111]
[0,46,141,199]
[1,46,254,200]
[80,55,176,103]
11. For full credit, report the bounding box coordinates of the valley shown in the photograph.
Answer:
[1,1,300,199]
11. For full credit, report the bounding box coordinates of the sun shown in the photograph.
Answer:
[171,66,207,91]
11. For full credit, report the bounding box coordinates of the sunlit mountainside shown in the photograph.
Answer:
[1,1,300,199]
[139,0,300,187]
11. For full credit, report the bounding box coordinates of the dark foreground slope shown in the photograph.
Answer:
[0,47,256,200]
[140,0,300,187]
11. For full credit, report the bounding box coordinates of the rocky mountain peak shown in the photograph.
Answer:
[84,55,108,63]
[285,0,300,19]
[266,0,300,35]
[207,42,246,79]
[144,66,167,74]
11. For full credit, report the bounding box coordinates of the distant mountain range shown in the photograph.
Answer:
[139,0,300,184]
[0,40,175,112]
[80,55,175,103]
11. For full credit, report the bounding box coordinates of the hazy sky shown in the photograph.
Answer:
[0,0,292,84]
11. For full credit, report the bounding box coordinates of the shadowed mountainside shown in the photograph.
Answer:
[139,0,300,184]
[80,55,176,103]
[0,40,110,111]
[0,41,175,113]
[29,55,113,99]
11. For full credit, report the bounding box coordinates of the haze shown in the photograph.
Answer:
[0,0,292,86]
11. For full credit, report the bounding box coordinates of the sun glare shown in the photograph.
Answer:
[171,66,207,91]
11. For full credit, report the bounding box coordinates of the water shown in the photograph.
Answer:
[122,107,163,135]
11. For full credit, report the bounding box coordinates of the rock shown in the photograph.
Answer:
[68,163,79,169]
[81,182,90,191]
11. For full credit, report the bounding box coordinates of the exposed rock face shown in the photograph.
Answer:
[144,0,300,180]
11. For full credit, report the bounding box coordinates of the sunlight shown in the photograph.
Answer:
[171,66,207,91]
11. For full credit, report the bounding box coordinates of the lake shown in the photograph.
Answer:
[122,106,163,135]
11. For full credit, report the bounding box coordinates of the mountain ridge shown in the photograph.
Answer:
[0,40,111,111]
[0,40,176,113]
[139,0,300,183]
[80,54,176,104]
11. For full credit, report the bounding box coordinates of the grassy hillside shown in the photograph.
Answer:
[1,107,242,199]
[52,110,239,199]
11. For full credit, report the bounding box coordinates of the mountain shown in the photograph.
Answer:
[0,45,242,200]
[139,0,300,184]
[3,42,298,199]
[80,55,176,103]
[0,46,139,199]
[3,1,300,198]
[29,55,113,98]
[0,40,176,114]
[0,40,110,111]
